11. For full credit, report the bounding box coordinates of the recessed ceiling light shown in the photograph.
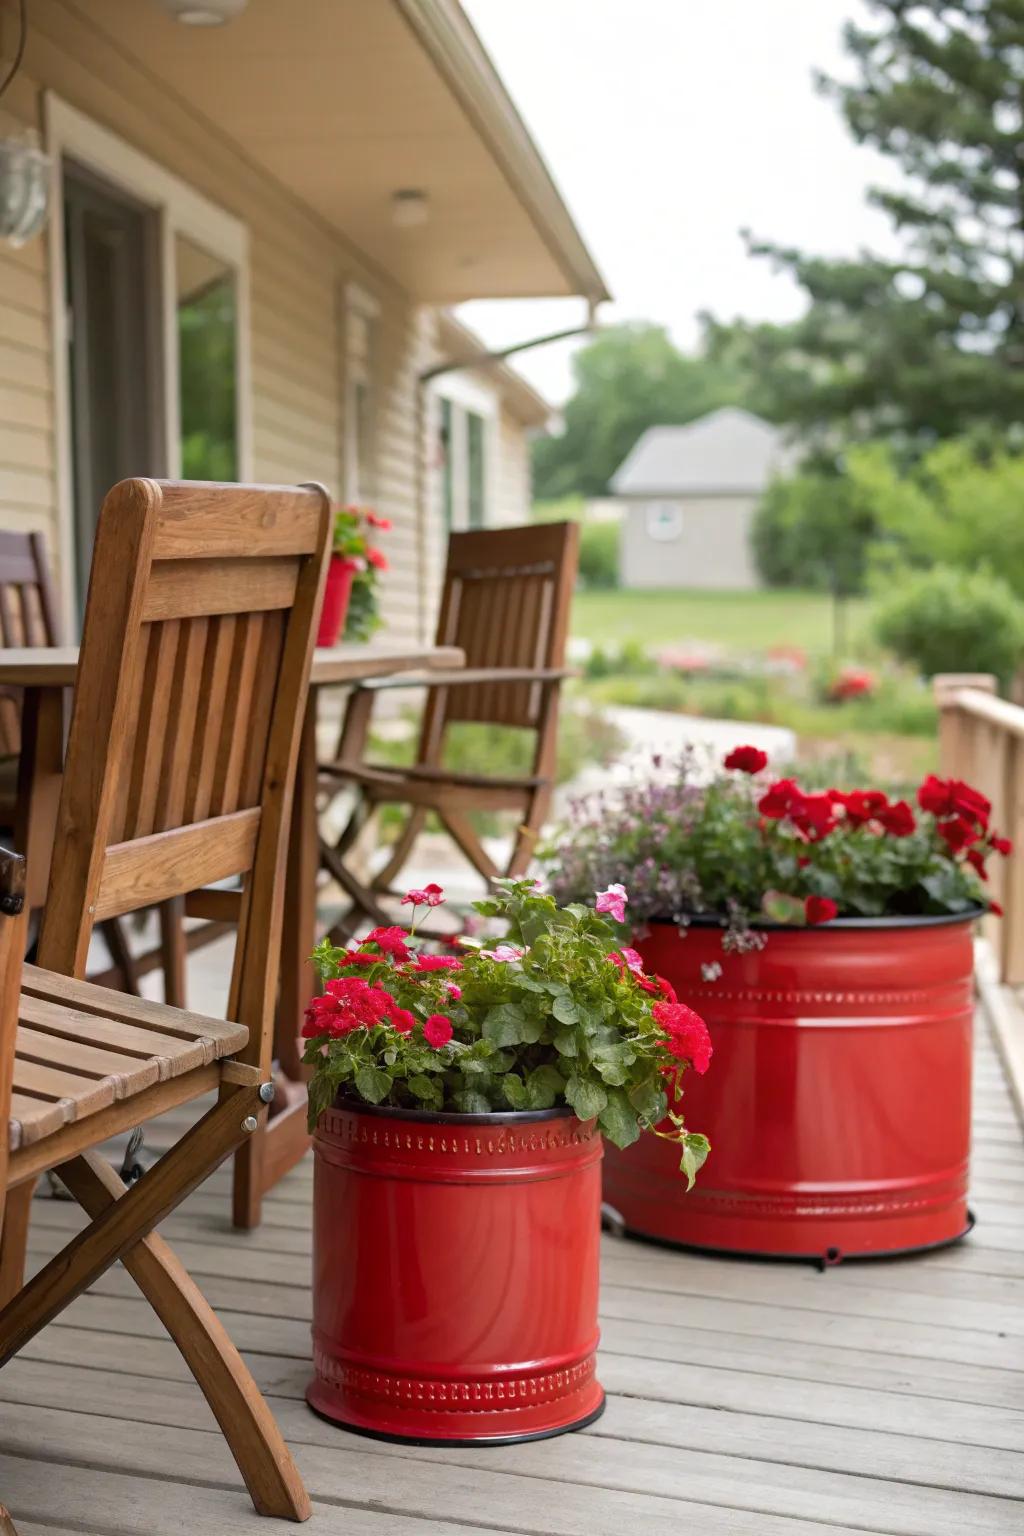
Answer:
[155,0,248,24]
[391,190,430,228]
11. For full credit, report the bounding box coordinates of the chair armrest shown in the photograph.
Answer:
[354,666,578,693]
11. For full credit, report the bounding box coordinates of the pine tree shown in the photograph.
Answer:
[706,0,1024,444]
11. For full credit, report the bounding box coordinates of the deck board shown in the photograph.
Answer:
[1,1012,1022,1533]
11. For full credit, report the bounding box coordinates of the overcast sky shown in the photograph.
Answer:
[458,0,899,404]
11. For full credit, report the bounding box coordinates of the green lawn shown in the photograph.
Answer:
[572,588,874,657]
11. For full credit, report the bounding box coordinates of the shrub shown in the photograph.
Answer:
[752,468,878,594]
[874,565,1024,687]
[578,518,620,590]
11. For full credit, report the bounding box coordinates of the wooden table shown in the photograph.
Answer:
[0,640,465,1220]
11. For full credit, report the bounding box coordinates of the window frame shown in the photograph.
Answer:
[44,93,252,632]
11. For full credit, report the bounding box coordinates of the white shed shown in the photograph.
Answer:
[610,407,792,590]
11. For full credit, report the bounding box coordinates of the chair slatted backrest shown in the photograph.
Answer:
[36,480,331,1074]
[0,846,27,1220]
[0,531,62,759]
[429,522,579,733]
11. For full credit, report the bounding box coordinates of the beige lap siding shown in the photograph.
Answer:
[0,4,436,644]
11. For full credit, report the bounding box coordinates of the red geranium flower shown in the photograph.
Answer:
[937,815,978,854]
[833,789,889,826]
[879,799,916,837]
[423,1013,453,1049]
[805,895,838,925]
[365,511,392,529]
[402,883,446,908]
[990,900,1004,916]
[967,848,988,880]
[652,1000,712,1074]
[412,954,464,972]
[991,834,1013,857]
[336,950,382,967]
[723,744,769,775]
[758,779,802,819]
[366,546,388,571]
[363,926,412,961]
[388,1006,416,1034]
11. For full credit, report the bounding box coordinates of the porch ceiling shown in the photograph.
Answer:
[69,0,609,305]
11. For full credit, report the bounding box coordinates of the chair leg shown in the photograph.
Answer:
[159,896,187,1008]
[372,806,427,892]
[232,1118,265,1231]
[58,1150,310,1522]
[507,789,552,878]
[319,837,393,931]
[440,810,500,883]
[98,916,141,994]
[0,1179,36,1308]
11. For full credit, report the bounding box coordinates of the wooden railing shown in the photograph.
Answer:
[934,673,1024,983]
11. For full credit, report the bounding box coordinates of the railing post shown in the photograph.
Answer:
[932,674,996,779]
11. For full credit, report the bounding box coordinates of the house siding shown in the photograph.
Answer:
[494,406,533,526]
[0,7,436,643]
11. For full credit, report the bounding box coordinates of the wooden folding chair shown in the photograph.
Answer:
[0,476,332,1522]
[0,528,172,1000]
[320,521,579,938]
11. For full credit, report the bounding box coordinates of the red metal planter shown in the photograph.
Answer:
[603,914,977,1262]
[308,1103,605,1443]
[316,555,355,647]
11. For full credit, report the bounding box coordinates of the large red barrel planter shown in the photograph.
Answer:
[308,1103,605,1443]
[603,914,976,1261]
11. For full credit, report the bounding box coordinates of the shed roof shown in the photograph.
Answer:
[610,408,790,496]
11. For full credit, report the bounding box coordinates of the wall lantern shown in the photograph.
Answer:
[0,131,50,248]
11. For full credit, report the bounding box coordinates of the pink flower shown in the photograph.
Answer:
[595,884,628,923]
[365,511,392,529]
[480,943,525,963]
[423,1013,453,1049]
[366,546,388,571]
[401,883,446,908]
[445,983,462,1000]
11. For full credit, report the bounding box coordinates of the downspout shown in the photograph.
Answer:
[415,299,601,640]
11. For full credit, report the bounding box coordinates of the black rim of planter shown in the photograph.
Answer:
[645,905,986,933]
[332,1099,576,1127]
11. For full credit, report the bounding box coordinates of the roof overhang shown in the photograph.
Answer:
[55,0,609,305]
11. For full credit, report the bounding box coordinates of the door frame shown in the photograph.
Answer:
[44,92,252,632]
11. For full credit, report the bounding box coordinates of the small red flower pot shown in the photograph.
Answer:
[308,1103,605,1443]
[316,555,355,647]
[603,914,977,1262]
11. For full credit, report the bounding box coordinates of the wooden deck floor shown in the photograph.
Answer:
[1,1014,1022,1535]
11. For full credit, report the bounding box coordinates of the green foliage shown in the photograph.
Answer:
[582,665,937,740]
[874,564,1024,687]
[752,467,879,595]
[545,756,999,935]
[703,2,1024,444]
[303,881,711,1180]
[578,519,620,590]
[571,587,872,656]
[532,323,749,499]
[178,275,237,480]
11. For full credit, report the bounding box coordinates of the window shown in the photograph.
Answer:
[344,286,379,504]
[466,410,486,529]
[646,501,684,541]
[176,235,238,481]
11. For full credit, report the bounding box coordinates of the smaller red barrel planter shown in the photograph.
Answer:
[603,914,977,1261]
[308,1102,605,1443]
[316,555,355,647]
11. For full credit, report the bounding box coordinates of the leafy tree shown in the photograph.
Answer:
[874,564,1024,684]
[706,0,1024,444]
[533,323,747,499]
[752,464,880,596]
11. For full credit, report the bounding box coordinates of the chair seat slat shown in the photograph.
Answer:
[20,966,247,1048]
